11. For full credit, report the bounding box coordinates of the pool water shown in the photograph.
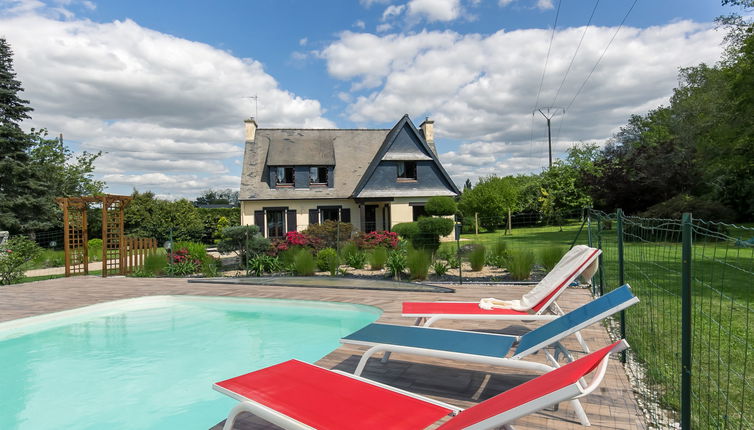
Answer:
[0,296,380,429]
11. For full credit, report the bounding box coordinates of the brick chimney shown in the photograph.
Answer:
[244,117,258,142]
[420,117,436,156]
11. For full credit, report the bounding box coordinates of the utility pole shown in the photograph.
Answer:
[534,107,564,168]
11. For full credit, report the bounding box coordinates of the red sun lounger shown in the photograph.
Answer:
[214,339,628,430]
[403,245,601,352]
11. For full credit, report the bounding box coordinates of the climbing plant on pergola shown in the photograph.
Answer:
[56,194,132,277]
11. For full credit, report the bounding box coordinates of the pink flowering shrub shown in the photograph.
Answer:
[269,231,322,255]
[355,230,399,249]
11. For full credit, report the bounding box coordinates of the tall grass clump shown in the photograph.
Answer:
[143,253,167,276]
[316,248,340,275]
[293,249,316,276]
[468,244,486,271]
[341,242,366,269]
[386,249,407,280]
[369,246,388,270]
[489,237,510,267]
[507,249,535,280]
[538,246,565,272]
[407,248,431,281]
[432,260,449,276]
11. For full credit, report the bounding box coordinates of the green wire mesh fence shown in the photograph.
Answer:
[586,209,753,430]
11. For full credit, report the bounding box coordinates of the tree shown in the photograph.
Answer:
[0,38,52,234]
[458,176,519,231]
[124,191,204,243]
[28,130,104,198]
[194,188,240,207]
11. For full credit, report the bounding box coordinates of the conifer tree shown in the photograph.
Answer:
[0,38,54,234]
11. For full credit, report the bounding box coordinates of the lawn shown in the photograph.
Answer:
[446,219,754,428]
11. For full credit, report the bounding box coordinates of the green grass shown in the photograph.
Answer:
[11,270,103,284]
[445,219,754,428]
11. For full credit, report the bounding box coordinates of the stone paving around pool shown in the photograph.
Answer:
[0,276,645,429]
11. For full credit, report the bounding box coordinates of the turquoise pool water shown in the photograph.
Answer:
[0,296,380,429]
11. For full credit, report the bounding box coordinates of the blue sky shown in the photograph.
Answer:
[0,0,739,199]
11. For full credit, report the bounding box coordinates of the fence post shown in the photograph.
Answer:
[680,212,693,429]
[616,208,626,363]
[596,216,604,297]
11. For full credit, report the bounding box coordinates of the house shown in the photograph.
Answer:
[239,114,460,238]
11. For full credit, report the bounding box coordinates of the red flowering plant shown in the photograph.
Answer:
[165,248,202,276]
[355,230,399,249]
[268,231,322,256]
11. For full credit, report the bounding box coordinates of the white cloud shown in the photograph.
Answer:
[382,4,405,20]
[376,23,393,32]
[498,0,516,6]
[323,21,725,184]
[298,37,308,46]
[359,0,391,7]
[1,11,334,199]
[535,0,553,11]
[353,19,366,29]
[407,0,462,22]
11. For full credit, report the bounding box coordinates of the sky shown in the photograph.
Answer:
[0,0,740,200]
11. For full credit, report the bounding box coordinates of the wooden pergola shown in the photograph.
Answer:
[56,194,133,277]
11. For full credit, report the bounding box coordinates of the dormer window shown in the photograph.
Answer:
[397,161,417,181]
[276,167,294,186]
[309,166,328,186]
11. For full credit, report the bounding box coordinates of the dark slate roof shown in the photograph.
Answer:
[241,128,390,200]
[266,132,335,166]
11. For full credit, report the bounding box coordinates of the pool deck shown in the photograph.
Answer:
[0,276,645,429]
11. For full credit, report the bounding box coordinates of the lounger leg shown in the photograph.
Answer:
[354,345,385,376]
[571,398,591,427]
[502,424,516,430]
[222,403,247,430]
[574,330,590,353]
[381,351,392,363]
[414,317,426,326]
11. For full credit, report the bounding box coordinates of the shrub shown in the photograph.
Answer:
[293,249,316,276]
[247,254,282,276]
[392,222,419,240]
[539,246,565,272]
[354,230,399,249]
[0,237,42,285]
[640,194,736,223]
[174,241,208,262]
[469,244,486,271]
[217,225,269,264]
[425,196,457,216]
[436,246,454,262]
[447,255,460,269]
[143,253,167,276]
[369,246,388,270]
[386,249,407,280]
[87,238,102,262]
[341,242,367,270]
[316,248,340,275]
[487,238,510,268]
[201,256,220,277]
[507,249,535,281]
[407,248,431,281]
[432,260,449,276]
[270,231,323,255]
[165,259,199,276]
[303,220,352,249]
[413,217,454,252]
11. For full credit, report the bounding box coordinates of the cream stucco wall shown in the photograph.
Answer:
[242,197,453,238]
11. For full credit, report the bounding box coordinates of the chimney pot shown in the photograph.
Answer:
[244,117,258,142]
[420,118,436,155]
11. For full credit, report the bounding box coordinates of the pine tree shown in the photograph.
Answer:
[0,38,54,234]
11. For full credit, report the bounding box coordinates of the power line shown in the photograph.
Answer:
[532,0,563,111]
[530,0,562,167]
[565,0,639,112]
[551,0,601,107]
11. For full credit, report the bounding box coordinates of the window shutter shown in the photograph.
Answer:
[327,166,334,188]
[254,211,265,236]
[341,208,351,223]
[309,209,319,225]
[269,167,277,188]
[286,209,297,233]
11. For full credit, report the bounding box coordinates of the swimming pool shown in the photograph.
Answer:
[0,296,381,429]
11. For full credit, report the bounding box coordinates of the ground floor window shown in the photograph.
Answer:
[321,207,340,222]
[412,204,427,221]
[266,209,285,238]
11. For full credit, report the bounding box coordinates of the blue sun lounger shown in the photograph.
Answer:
[340,284,638,426]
